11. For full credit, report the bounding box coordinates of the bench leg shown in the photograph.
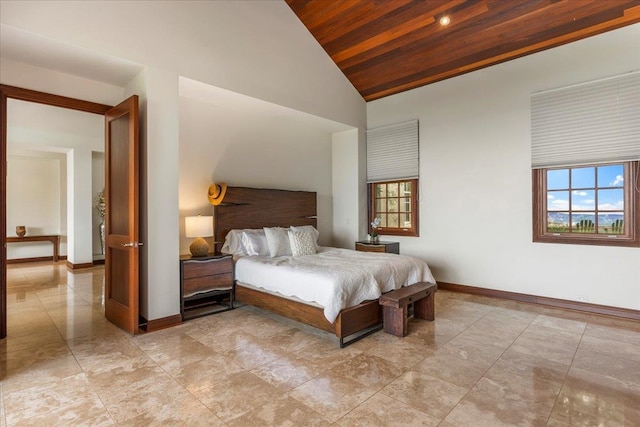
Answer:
[414,291,435,321]
[383,305,408,337]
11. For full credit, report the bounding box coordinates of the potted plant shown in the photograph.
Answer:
[96,190,106,254]
[369,217,381,243]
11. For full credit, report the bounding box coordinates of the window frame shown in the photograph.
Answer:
[532,161,639,247]
[369,178,419,237]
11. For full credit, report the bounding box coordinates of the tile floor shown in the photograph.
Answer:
[2,261,639,426]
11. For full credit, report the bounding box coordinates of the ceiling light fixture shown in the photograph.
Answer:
[439,15,451,26]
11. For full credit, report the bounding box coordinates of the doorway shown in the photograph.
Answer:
[1,85,136,339]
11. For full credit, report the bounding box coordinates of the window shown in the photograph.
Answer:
[533,162,639,247]
[369,179,418,237]
[366,120,420,237]
[530,72,639,247]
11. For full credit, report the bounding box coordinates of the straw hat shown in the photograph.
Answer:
[208,182,227,205]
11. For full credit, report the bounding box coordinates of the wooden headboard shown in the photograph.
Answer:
[213,186,317,248]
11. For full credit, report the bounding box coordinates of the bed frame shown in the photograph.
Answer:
[214,186,382,347]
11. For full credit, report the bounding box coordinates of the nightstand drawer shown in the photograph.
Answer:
[183,257,233,279]
[355,241,400,254]
[356,243,386,253]
[183,273,233,297]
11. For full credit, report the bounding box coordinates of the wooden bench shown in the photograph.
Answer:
[379,282,437,337]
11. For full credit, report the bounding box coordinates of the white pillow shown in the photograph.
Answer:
[290,225,319,250]
[241,229,269,256]
[288,230,317,256]
[263,227,292,257]
[221,230,245,255]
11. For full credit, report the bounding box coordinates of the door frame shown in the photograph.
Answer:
[0,85,112,339]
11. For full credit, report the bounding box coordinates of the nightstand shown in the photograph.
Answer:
[180,254,234,320]
[355,240,400,254]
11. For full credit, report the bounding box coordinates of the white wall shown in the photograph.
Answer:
[6,153,64,260]
[332,129,361,249]
[367,24,640,310]
[179,92,338,253]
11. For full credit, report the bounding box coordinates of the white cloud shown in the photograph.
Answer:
[598,201,624,210]
[572,191,588,196]
[610,175,624,186]
[550,199,569,210]
[547,194,555,199]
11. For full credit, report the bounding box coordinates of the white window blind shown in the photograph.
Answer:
[531,71,640,168]
[367,119,419,182]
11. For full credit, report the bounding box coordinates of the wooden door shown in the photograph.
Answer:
[104,95,140,334]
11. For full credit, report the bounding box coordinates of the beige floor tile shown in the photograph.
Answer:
[228,395,331,427]
[548,367,640,426]
[250,353,325,392]
[117,395,223,426]
[0,327,64,354]
[289,371,378,422]
[350,331,432,370]
[265,326,331,353]
[381,371,468,419]
[444,376,557,427]
[336,392,440,426]
[295,337,363,369]
[99,375,191,424]
[530,313,587,334]
[508,333,579,366]
[330,352,404,389]
[438,335,506,367]
[193,370,285,423]
[172,352,245,393]
[578,334,640,364]
[414,349,489,388]
[3,372,101,426]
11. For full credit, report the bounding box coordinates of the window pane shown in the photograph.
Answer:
[387,183,398,197]
[547,191,569,211]
[598,213,624,234]
[399,197,410,212]
[571,167,595,188]
[388,198,398,212]
[572,213,595,233]
[598,164,624,187]
[403,213,412,228]
[547,169,568,190]
[400,181,412,194]
[547,212,569,233]
[376,198,385,213]
[598,189,624,210]
[379,215,387,227]
[375,184,386,197]
[388,213,399,227]
[571,190,595,210]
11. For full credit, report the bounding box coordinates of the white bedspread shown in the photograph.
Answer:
[235,247,436,323]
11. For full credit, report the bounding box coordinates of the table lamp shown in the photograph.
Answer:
[185,215,213,257]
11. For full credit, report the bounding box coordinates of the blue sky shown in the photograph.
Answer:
[547,164,624,211]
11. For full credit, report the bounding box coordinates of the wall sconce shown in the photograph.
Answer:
[185,215,213,257]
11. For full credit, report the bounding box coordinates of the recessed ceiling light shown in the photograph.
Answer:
[439,15,451,26]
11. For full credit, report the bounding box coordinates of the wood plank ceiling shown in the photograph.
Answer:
[286,0,640,101]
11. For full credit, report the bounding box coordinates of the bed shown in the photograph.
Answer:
[213,186,436,347]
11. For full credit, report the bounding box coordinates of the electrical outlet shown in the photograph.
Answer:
[577,294,588,302]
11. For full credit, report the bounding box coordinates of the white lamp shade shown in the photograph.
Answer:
[185,216,214,238]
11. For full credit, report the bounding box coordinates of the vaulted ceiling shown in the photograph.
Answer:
[286,0,640,101]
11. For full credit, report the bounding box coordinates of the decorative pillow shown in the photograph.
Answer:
[263,227,292,257]
[241,229,270,256]
[288,230,317,256]
[290,225,319,250]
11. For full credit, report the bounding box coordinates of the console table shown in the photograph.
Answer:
[7,235,60,262]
